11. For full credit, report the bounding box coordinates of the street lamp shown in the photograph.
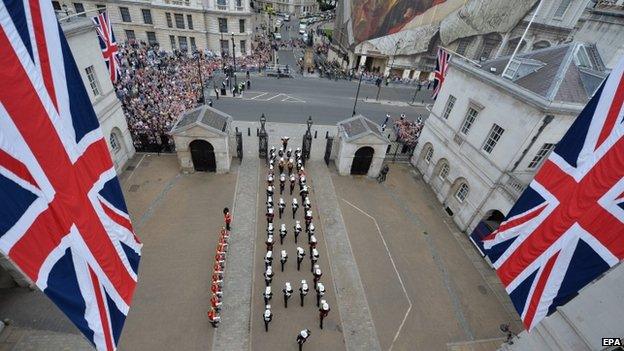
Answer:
[352,65,364,116]
[231,32,237,88]
[196,52,206,104]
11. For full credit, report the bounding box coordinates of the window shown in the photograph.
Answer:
[456,37,472,55]
[503,59,521,79]
[483,124,505,154]
[85,66,100,97]
[73,3,85,16]
[174,13,185,29]
[52,1,61,11]
[442,95,456,119]
[190,37,196,51]
[438,163,449,180]
[217,0,227,9]
[424,146,433,163]
[218,18,228,33]
[142,9,152,24]
[239,19,245,33]
[96,4,106,14]
[187,14,194,29]
[146,31,157,45]
[554,0,571,18]
[240,40,246,55]
[455,183,469,202]
[125,29,136,41]
[110,133,120,152]
[236,0,242,7]
[170,35,176,50]
[119,7,131,22]
[460,107,479,135]
[178,36,188,51]
[528,143,555,169]
[165,13,173,28]
[220,39,229,54]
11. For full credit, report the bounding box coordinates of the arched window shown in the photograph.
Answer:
[425,146,433,163]
[439,163,449,180]
[110,131,121,153]
[532,40,551,50]
[455,183,469,202]
[505,38,526,56]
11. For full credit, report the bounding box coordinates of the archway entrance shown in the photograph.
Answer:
[351,146,374,175]
[190,140,216,172]
[469,209,506,257]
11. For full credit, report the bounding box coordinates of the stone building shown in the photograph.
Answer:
[334,115,389,177]
[52,0,253,55]
[411,43,606,236]
[253,0,319,15]
[575,0,624,69]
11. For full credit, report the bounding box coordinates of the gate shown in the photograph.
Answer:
[324,136,333,165]
[236,131,243,159]
[301,116,313,164]
[258,114,268,160]
[385,141,414,163]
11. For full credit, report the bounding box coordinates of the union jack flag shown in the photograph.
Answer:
[0,1,141,350]
[482,58,624,331]
[92,12,120,83]
[432,47,451,100]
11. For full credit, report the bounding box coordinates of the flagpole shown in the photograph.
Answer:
[438,46,482,67]
[502,0,544,75]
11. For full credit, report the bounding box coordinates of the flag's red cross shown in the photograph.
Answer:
[1,23,134,350]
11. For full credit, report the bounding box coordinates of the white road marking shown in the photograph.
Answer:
[341,198,413,351]
[249,92,268,100]
[265,93,282,101]
[124,153,145,190]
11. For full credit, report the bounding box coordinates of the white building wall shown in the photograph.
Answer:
[575,6,624,69]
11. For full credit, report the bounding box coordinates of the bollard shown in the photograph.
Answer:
[236,127,239,133]
[314,130,317,139]
[257,128,259,136]
[325,131,329,139]
[248,127,251,136]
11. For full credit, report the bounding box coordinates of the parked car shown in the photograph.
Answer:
[273,32,282,40]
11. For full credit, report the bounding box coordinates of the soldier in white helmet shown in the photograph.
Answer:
[296,246,306,271]
[279,224,287,245]
[319,300,331,329]
[296,329,311,351]
[308,234,317,258]
[299,279,309,307]
[279,249,288,272]
[303,196,311,211]
[289,173,296,195]
[278,157,285,174]
[263,304,272,332]
[267,184,274,197]
[266,206,274,225]
[294,221,302,243]
[282,282,293,308]
[266,195,274,208]
[265,235,274,251]
[315,282,325,307]
[291,198,299,219]
[310,248,319,271]
[300,185,309,203]
[263,286,273,305]
[304,210,313,231]
[264,250,273,269]
[287,158,294,175]
[279,173,286,194]
[267,172,274,186]
[278,197,286,219]
[307,223,315,240]
[264,266,274,286]
[267,223,274,236]
[313,264,322,285]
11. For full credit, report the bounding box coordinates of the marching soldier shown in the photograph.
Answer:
[267,223,274,236]
[310,248,319,271]
[299,172,306,188]
[263,304,272,332]
[265,235,274,251]
[289,173,296,194]
[313,265,323,285]
[207,308,220,328]
[307,223,315,240]
[303,196,311,211]
[266,195,274,208]
[278,147,284,158]
[283,282,293,308]
[299,279,309,307]
[266,207,274,225]
[280,249,288,272]
[286,148,293,158]
[210,293,222,312]
[219,227,229,241]
[279,173,286,194]
[304,210,313,230]
[297,158,303,172]
[263,286,273,305]
[294,221,302,243]
[278,157,285,174]
[281,136,290,150]
[315,282,325,307]
[267,172,274,185]
[319,300,330,329]
[211,280,223,298]
[300,185,309,203]
[269,146,276,160]
[278,197,286,219]
[309,234,317,257]
[267,184,274,197]
[264,250,273,269]
[296,246,306,271]
[279,224,287,245]
[287,158,294,175]
[223,208,232,231]
[264,266,274,286]
[291,198,299,219]
[296,329,311,351]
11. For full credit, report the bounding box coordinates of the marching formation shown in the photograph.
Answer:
[207,210,232,328]
[262,137,330,350]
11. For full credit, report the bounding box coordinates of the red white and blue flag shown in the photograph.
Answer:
[432,47,451,100]
[91,11,120,83]
[482,58,624,330]
[0,0,141,350]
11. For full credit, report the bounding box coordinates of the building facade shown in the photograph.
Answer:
[576,0,624,69]
[254,0,318,15]
[52,0,252,55]
[411,43,606,235]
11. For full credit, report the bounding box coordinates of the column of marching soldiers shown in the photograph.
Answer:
[262,137,330,351]
[207,210,230,327]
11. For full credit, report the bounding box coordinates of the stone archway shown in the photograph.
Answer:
[190,139,216,172]
[351,146,374,175]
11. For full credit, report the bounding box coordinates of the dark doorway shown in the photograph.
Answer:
[190,139,216,172]
[351,146,374,175]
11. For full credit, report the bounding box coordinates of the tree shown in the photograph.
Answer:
[317,0,336,11]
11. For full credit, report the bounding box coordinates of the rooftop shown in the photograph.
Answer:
[337,114,388,143]
[170,105,232,135]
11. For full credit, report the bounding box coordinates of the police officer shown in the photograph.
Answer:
[278,197,286,219]
[313,265,322,285]
[207,308,220,328]
[266,207,274,225]
[264,250,273,269]
[299,279,309,307]
[282,282,293,308]
[296,246,306,271]
[289,173,296,194]
[264,266,274,286]
[292,198,299,219]
[294,221,302,243]
[279,173,286,194]
[279,224,287,245]
[263,304,272,332]
[280,249,288,272]
[319,300,330,329]
[315,282,325,307]
[296,329,311,351]
[263,286,273,305]
[310,248,319,271]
